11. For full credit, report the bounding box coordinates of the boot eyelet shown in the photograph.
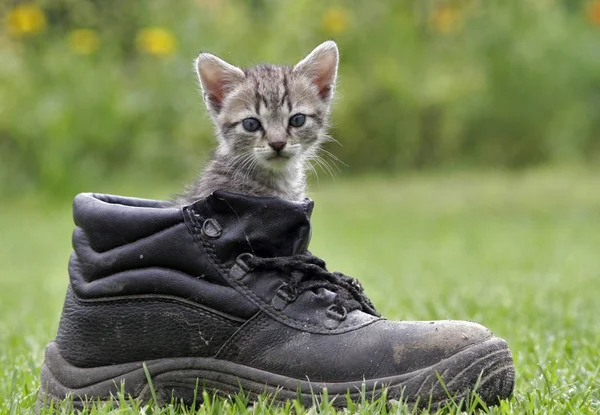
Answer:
[277,283,298,302]
[272,283,298,311]
[230,253,254,280]
[236,253,253,271]
[326,304,347,321]
[201,218,222,239]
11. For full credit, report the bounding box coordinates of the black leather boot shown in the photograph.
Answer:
[38,192,515,408]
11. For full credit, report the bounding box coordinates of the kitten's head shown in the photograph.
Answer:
[195,41,338,174]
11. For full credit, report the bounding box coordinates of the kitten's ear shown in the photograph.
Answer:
[195,53,245,114]
[293,41,339,102]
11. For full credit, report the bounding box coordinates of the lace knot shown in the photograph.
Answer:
[244,253,379,318]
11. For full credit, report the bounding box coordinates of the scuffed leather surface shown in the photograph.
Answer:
[69,257,256,319]
[229,268,379,333]
[56,191,502,384]
[73,194,179,253]
[56,286,243,368]
[217,313,493,382]
[70,193,259,319]
[72,222,202,281]
[189,191,313,266]
[184,191,379,333]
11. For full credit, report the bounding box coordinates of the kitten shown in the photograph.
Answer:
[177,41,339,205]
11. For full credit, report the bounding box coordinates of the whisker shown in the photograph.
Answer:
[304,156,320,185]
[309,155,336,180]
[319,148,346,169]
[322,134,342,147]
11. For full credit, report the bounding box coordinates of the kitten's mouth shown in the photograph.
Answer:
[255,148,296,170]
[266,154,290,161]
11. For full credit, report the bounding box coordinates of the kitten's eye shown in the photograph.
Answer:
[242,118,261,132]
[289,114,306,128]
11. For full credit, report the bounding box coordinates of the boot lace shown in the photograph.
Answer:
[243,253,380,319]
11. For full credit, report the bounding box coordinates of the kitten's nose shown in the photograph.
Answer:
[269,141,286,153]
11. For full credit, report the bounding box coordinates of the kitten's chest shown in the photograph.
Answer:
[269,175,305,201]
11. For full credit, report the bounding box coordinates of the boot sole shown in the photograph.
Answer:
[37,337,514,409]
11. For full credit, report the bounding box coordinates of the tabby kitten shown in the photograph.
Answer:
[178,41,339,205]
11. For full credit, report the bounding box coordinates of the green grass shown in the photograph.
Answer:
[1,168,599,414]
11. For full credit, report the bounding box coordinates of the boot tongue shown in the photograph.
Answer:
[190,191,313,264]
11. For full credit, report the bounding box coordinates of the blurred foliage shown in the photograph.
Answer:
[1,0,600,196]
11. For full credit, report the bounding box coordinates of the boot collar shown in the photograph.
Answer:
[187,191,314,264]
[73,193,181,252]
[73,191,314,268]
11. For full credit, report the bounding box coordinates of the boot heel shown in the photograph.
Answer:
[37,342,150,409]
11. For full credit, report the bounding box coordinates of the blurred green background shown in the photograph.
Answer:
[2,0,600,198]
[2,2,600,412]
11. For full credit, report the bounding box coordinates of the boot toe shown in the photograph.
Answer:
[371,319,495,375]
[379,319,514,406]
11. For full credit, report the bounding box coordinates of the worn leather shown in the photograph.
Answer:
[69,193,259,318]
[216,313,492,382]
[56,191,495,381]
[56,286,244,368]
[187,192,314,266]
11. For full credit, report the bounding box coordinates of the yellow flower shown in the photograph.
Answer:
[430,4,463,35]
[4,4,46,38]
[136,28,176,57]
[69,29,100,55]
[322,7,349,34]
[587,1,600,25]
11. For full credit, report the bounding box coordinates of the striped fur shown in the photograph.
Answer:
[178,41,338,205]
